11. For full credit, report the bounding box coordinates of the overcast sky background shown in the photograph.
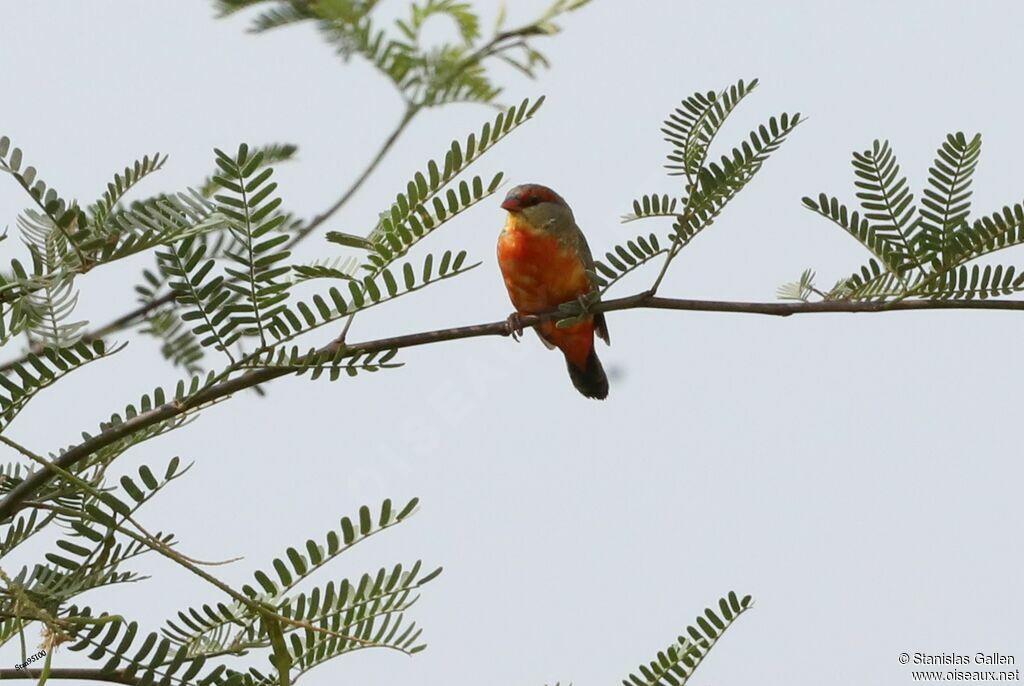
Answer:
[2,1,1023,685]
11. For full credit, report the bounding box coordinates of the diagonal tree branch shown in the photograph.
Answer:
[5,288,1024,521]
[289,105,419,246]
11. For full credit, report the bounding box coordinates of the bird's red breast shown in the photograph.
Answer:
[497,213,596,369]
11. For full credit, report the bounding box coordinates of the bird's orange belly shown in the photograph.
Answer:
[497,226,591,314]
[497,223,597,369]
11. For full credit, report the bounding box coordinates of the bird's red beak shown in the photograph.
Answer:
[501,197,520,212]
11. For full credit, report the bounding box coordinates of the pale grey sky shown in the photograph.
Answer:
[2,1,1022,685]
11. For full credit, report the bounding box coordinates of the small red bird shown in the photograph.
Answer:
[497,184,610,399]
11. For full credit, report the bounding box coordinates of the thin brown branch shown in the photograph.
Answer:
[5,290,1024,521]
[291,105,419,245]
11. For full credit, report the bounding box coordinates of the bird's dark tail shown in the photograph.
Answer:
[565,347,609,400]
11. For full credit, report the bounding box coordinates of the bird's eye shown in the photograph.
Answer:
[522,195,542,207]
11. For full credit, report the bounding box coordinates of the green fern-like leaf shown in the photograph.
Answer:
[13,211,88,346]
[916,132,982,266]
[0,295,32,344]
[198,143,298,198]
[398,1,480,45]
[623,592,752,686]
[592,233,665,292]
[213,145,293,348]
[160,498,432,670]
[827,259,910,301]
[157,236,241,359]
[0,507,54,558]
[921,263,1024,300]
[0,340,120,431]
[80,191,226,266]
[314,8,422,93]
[135,269,207,374]
[622,194,680,223]
[672,113,801,247]
[253,498,421,608]
[801,194,906,277]
[245,347,402,380]
[803,132,1024,303]
[945,202,1024,268]
[23,274,87,349]
[89,154,168,232]
[0,135,83,253]
[850,140,924,275]
[167,561,435,677]
[417,44,500,107]
[217,0,586,109]
[621,82,799,292]
[365,96,543,269]
[776,268,817,301]
[94,373,217,435]
[39,373,219,486]
[290,257,360,283]
[65,608,221,686]
[663,78,759,183]
[367,176,500,273]
[266,250,478,345]
[34,460,187,602]
[283,584,427,678]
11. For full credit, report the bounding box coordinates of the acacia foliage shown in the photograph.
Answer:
[0,2,755,685]
[786,133,1024,301]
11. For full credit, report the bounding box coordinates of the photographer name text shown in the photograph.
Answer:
[911,654,1015,666]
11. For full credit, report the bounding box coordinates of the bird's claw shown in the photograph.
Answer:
[506,312,525,341]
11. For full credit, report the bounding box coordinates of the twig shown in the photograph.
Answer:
[291,105,419,245]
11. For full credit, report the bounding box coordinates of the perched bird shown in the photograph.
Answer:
[496,184,610,399]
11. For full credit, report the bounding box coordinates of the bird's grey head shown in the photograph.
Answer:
[501,184,574,232]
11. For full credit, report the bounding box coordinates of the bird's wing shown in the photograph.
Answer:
[573,222,610,346]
